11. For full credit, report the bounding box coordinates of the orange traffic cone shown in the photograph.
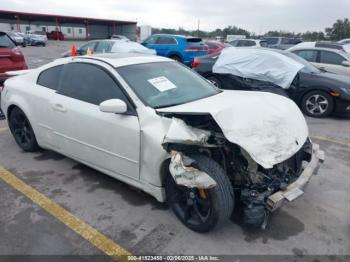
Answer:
[71,45,77,56]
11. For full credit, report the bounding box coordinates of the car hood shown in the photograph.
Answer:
[157,90,308,168]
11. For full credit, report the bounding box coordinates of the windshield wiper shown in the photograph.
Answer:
[153,103,183,109]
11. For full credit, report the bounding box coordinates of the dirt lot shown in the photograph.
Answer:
[0,41,349,260]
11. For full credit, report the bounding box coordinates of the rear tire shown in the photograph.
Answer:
[9,107,39,152]
[169,54,182,63]
[166,154,234,233]
[301,90,334,118]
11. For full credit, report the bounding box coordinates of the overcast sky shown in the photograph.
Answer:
[1,0,350,33]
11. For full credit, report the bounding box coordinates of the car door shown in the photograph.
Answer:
[152,36,177,56]
[50,61,140,180]
[142,35,157,51]
[293,49,319,66]
[318,50,350,75]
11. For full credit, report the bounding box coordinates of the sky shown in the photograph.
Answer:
[1,0,350,34]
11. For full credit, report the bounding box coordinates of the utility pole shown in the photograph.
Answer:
[197,19,200,37]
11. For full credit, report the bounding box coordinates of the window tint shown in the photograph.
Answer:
[0,33,15,48]
[58,63,128,106]
[95,41,113,53]
[295,50,318,62]
[156,36,177,44]
[79,42,97,53]
[244,40,256,47]
[281,38,291,45]
[264,37,279,45]
[320,51,345,65]
[260,41,268,47]
[229,40,238,46]
[144,36,156,44]
[37,65,63,90]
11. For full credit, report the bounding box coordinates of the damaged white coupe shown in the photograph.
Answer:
[1,53,324,232]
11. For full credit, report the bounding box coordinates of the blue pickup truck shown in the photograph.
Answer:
[142,34,208,65]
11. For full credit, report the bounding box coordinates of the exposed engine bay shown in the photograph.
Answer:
[160,113,313,227]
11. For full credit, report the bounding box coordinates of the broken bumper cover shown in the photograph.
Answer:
[266,143,325,212]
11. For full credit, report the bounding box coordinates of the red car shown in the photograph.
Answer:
[205,40,225,55]
[0,31,28,118]
[47,30,64,40]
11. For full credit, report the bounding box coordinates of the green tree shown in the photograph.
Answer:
[326,18,350,40]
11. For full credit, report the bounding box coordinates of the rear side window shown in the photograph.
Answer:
[57,63,129,106]
[95,41,113,53]
[37,65,63,90]
[294,50,318,63]
[260,41,268,47]
[244,40,256,47]
[320,51,345,65]
[0,33,15,48]
[156,37,177,44]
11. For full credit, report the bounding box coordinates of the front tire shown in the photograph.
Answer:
[9,107,39,152]
[301,90,334,118]
[166,154,234,233]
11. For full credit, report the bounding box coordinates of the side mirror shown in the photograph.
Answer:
[99,99,127,114]
[341,61,350,67]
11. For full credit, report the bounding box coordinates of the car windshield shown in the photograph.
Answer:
[116,62,220,108]
[283,52,321,74]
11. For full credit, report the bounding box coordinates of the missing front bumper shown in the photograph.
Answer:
[266,143,325,212]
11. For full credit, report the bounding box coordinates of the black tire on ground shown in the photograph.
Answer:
[166,154,234,233]
[9,107,39,152]
[205,75,223,89]
[169,54,182,63]
[301,90,334,118]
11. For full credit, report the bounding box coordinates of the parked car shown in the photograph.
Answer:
[0,31,28,119]
[290,41,350,53]
[338,39,350,45]
[204,41,226,54]
[16,32,31,46]
[6,31,25,47]
[193,47,350,118]
[62,39,155,57]
[1,53,323,232]
[229,39,268,48]
[262,37,302,50]
[288,46,350,76]
[47,30,64,40]
[142,34,208,65]
[27,31,48,42]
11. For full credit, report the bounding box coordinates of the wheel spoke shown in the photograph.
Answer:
[183,204,192,222]
[193,201,207,223]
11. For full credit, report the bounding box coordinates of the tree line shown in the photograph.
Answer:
[152,18,350,41]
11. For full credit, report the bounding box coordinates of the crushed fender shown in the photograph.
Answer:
[169,151,217,189]
[163,118,211,145]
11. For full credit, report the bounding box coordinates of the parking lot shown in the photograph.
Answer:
[0,42,349,260]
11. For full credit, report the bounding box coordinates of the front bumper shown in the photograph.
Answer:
[266,143,325,211]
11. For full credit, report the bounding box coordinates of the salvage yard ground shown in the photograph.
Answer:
[0,42,349,259]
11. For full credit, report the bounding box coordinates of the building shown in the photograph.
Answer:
[0,10,137,40]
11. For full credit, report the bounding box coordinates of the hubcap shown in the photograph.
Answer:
[208,79,219,87]
[171,186,211,226]
[305,94,328,115]
[11,114,32,147]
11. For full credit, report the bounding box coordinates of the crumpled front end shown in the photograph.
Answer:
[160,115,324,228]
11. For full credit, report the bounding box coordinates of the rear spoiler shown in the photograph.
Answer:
[5,69,32,76]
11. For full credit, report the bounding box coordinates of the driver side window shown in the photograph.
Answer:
[57,63,134,114]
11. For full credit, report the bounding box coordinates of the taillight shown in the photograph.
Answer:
[185,45,209,52]
[191,57,200,68]
[12,47,22,56]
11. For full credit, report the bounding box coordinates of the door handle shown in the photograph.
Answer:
[52,103,67,113]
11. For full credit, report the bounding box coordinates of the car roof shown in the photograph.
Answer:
[62,53,172,68]
[151,34,200,39]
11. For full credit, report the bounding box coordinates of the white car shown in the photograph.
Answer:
[1,53,324,232]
